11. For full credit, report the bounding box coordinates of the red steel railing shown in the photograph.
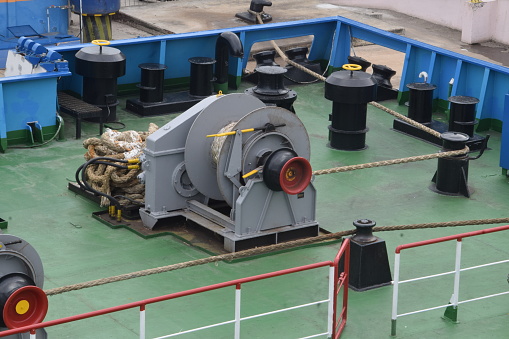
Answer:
[1,238,350,338]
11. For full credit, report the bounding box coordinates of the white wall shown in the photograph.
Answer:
[491,1,509,44]
[331,0,509,45]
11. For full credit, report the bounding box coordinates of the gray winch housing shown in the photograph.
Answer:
[0,235,47,338]
[138,93,319,252]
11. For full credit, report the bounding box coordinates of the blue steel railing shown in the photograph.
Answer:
[1,16,509,165]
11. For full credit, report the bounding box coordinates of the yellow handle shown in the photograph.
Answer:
[242,168,260,179]
[92,40,111,46]
[342,64,362,71]
[207,128,255,138]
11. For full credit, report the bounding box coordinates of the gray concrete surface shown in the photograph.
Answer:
[112,1,508,66]
[2,1,507,79]
[77,0,505,89]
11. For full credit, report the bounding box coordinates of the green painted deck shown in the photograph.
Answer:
[1,79,508,338]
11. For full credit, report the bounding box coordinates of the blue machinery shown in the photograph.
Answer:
[0,0,77,67]
[1,16,509,168]
[12,37,68,73]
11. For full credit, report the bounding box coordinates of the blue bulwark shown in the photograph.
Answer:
[3,16,509,164]
[500,94,509,171]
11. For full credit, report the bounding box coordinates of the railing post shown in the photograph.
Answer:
[391,252,401,336]
[140,305,146,339]
[444,239,462,322]
[234,284,241,339]
[453,239,462,307]
[327,265,335,337]
[30,329,36,339]
[332,238,350,339]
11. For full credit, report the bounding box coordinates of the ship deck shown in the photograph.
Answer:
[1,2,509,338]
[1,78,508,338]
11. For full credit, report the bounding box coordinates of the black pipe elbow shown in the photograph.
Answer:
[215,31,244,85]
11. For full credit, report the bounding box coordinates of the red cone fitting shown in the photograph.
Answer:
[263,148,312,194]
[279,156,312,194]
[3,285,48,329]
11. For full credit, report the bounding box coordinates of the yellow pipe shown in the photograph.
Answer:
[117,209,122,222]
[109,205,116,218]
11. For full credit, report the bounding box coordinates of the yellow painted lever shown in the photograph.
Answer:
[207,128,255,138]
[242,168,260,179]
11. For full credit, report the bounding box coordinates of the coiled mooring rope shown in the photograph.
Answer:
[210,121,238,164]
[82,123,158,206]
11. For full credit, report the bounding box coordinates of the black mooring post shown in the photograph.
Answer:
[138,63,167,103]
[430,131,471,198]
[75,44,126,122]
[188,57,216,97]
[348,219,392,291]
[324,69,377,150]
[235,0,273,23]
[448,96,480,137]
[347,55,371,72]
[245,65,297,112]
[406,82,437,124]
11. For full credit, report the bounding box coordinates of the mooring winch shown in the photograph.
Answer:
[139,93,318,252]
[0,235,48,337]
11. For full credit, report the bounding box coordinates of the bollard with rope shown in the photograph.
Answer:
[248,9,476,175]
[44,216,509,296]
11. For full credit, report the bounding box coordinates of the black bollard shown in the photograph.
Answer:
[253,50,279,67]
[75,44,126,122]
[348,219,392,291]
[430,131,471,197]
[235,0,273,23]
[127,56,219,116]
[125,63,168,116]
[138,63,167,103]
[284,47,323,84]
[244,50,280,85]
[406,82,437,124]
[372,64,396,89]
[324,68,377,150]
[245,65,297,112]
[347,56,371,72]
[448,96,479,137]
[188,57,216,97]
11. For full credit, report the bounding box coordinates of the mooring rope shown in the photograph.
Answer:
[251,11,453,176]
[44,216,509,296]
[312,146,469,176]
[252,11,442,141]
[368,101,442,138]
